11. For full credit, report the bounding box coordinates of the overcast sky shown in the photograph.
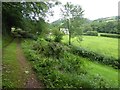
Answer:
[47,0,119,23]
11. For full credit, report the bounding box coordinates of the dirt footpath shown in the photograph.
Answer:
[16,39,44,88]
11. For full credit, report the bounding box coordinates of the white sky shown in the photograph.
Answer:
[47,0,119,23]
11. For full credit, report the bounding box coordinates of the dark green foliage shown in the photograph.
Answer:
[44,37,53,42]
[2,2,56,38]
[70,46,119,69]
[82,24,93,33]
[86,31,98,36]
[51,27,63,42]
[82,17,118,34]
[11,28,37,40]
[100,33,120,38]
[2,2,23,35]
[54,34,63,42]
[32,38,69,58]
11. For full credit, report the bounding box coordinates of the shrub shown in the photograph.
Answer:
[54,34,63,42]
[52,29,63,42]
[44,37,52,42]
[100,33,120,38]
[32,38,70,59]
[70,45,119,69]
[86,31,98,36]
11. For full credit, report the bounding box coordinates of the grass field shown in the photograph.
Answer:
[62,35,118,59]
[84,59,118,87]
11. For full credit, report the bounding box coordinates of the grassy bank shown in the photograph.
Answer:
[84,60,118,87]
[22,39,119,88]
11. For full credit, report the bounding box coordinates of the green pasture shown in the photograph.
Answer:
[62,35,118,59]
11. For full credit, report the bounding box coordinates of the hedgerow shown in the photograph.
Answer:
[100,33,120,38]
[70,45,119,69]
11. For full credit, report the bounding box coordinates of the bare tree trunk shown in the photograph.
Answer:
[67,19,71,45]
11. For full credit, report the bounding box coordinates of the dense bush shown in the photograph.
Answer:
[86,31,98,36]
[52,29,63,42]
[54,34,63,42]
[11,28,37,40]
[100,33,120,38]
[32,38,70,59]
[44,37,53,42]
[70,45,119,69]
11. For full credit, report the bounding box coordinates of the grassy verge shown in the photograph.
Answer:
[2,39,26,88]
[22,39,119,88]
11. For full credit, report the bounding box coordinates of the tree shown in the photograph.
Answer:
[2,1,59,36]
[61,2,84,45]
[82,24,93,33]
[2,2,23,35]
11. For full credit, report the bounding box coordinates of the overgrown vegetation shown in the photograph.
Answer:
[22,38,119,88]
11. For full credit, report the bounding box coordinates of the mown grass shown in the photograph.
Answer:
[2,39,26,88]
[22,39,119,88]
[62,35,118,59]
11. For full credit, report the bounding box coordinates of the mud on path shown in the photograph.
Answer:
[16,39,44,88]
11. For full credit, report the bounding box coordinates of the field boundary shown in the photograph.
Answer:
[70,45,119,69]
